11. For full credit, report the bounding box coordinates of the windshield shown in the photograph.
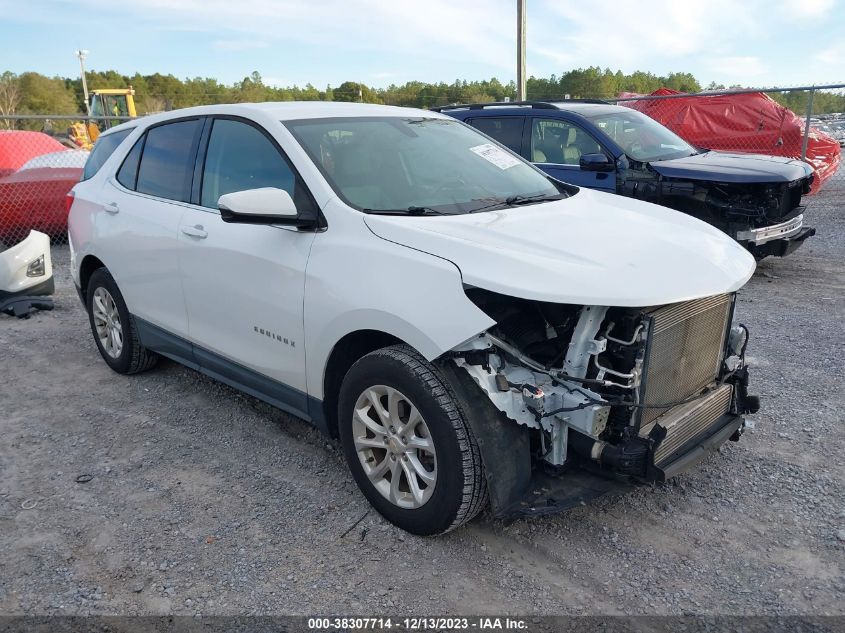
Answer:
[284,116,561,214]
[588,110,696,162]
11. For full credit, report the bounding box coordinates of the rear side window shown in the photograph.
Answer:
[136,119,202,202]
[116,136,143,190]
[81,128,132,181]
[469,117,524,154]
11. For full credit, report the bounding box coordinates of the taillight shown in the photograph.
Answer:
[65,190,75,215]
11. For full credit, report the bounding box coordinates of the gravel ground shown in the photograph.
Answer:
[1,178,843,617]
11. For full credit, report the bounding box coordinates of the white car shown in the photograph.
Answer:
[68,102,759,535]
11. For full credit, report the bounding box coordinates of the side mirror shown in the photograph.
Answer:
[218,187,302,225]
[579,153,615,172]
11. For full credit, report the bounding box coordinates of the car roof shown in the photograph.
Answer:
[103,101,449,136]
[549,102,627,117]
[434,101,628,119]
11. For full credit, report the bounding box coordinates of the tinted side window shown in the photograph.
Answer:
[200,119,298,209]
[116,136,143,190]
[531,118,604,165]
[81,128,132,180]
[136,119,201,202]
[469,117,524,154]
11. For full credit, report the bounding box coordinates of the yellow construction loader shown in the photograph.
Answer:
[70,87,137,149]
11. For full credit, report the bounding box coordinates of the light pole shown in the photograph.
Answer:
[75,49,90,115]
[516,0,526,101]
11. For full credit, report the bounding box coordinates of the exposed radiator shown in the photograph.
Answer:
[640,383,733,466]
[640,294,733,427]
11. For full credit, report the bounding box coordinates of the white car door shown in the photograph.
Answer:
[177,117,318,416]
[100,118,204,338]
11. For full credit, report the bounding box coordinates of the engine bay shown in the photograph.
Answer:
[451,287,756,481]
[660,177,809,229]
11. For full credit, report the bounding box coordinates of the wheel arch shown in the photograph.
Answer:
[320,328,405,438]
[79,254,107,298]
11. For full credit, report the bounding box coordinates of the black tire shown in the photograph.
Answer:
[338,344,487,536]
[86,267,158,375]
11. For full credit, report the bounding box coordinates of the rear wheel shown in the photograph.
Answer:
[86,268,158,374]
[338,344,487,535]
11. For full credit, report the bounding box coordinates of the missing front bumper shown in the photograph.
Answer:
[496,411,745,519]
[653,413,744,481]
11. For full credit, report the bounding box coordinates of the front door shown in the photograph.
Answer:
[177,117,317,417]
[529,117,616,193]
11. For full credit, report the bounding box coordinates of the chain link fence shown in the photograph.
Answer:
[0,115,134,247]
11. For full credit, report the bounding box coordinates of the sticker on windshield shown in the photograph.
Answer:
[469,143,521,170]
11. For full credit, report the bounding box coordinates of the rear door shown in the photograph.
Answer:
[528,117,616,192]
[177,116,317,416]
[99,117,203,338]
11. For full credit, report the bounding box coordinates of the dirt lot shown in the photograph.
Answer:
[1,182,843,617]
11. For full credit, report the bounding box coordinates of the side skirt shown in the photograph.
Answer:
[134,317,329,435]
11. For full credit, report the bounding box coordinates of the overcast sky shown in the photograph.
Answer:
[1,0,843,89]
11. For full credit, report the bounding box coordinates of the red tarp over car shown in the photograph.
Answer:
[0,131,67,178]
[620,88,841,192]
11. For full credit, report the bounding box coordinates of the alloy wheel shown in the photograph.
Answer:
[92,286,123,359]
[352,385,437,509]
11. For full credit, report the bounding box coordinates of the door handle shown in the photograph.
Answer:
[103,202,120,214]
[181,224,208,239]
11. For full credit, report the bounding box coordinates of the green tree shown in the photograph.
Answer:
[334,81,364,102]
[17,72,79,114]
[3,67,842,116]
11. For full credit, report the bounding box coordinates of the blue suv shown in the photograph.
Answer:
[436,100,815,258]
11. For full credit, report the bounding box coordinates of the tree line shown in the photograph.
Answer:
[1,66,843,118]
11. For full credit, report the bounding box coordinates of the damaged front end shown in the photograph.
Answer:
[656,175,815,258]
[448,288,760,518]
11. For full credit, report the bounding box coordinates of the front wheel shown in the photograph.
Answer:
[338,345,487,535]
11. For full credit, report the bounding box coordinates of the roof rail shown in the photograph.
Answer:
[430,100,559,112]
[431,98,611,112]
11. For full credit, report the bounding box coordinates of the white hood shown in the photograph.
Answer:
[364,188,755,307]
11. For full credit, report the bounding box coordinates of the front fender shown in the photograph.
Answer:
[303,216,495,400]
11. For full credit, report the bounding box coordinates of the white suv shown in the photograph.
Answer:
[68,103,759,535]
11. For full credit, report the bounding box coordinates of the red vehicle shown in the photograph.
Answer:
[621,88,841,192]
[0,132,87,244]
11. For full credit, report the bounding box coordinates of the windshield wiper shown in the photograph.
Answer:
[407,206,447,215]
[361,206,448,216]
[504,193,566,206]
[467,193,565,214]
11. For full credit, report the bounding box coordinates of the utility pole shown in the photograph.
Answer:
[75,49,90,115]
[516,0,526,101]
